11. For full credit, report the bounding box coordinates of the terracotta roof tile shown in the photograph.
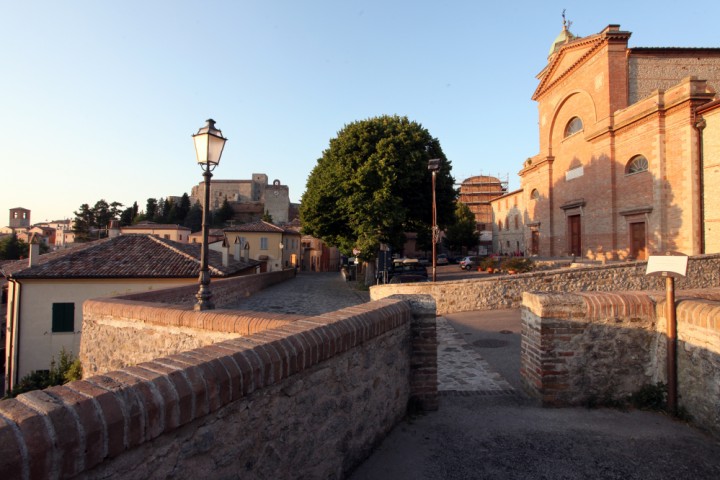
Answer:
[224,220,300,235]
[2,235,258,279]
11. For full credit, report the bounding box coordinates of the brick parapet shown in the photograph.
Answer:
[119,268,296,307]
[522,288,720,437]
[0,295,438,479]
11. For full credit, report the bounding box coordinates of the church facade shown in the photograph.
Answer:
[519,24,720,260]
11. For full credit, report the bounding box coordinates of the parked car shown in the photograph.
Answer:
[436,254,449,265]
[387,258,428,281]
[388,274,430,284]
[459,256,483,270]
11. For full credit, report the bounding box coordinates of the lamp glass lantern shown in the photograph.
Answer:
[193,119,227,168]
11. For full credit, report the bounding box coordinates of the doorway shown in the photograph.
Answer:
[531,230,539,255]
[568,215,581,257]
[630,222,647,260]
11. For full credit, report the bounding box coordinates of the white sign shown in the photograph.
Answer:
[646,255,688,278]
[565,166,584,181]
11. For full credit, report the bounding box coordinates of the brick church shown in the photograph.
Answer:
[518,22,720,260]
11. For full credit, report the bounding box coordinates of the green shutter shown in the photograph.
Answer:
[52,303,74,333]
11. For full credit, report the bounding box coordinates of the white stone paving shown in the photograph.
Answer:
[436,316,515,396]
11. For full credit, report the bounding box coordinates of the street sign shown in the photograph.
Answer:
[646,255,688,278]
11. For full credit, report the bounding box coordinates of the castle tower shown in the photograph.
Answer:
[9,207,30,229]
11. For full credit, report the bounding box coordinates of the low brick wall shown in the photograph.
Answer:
[370,254,720,315]
[80,298,302,376]
[0,294,438,479]
[121,268,297,307]
[521,288,720,437]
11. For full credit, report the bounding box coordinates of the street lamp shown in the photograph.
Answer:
[428,158,441,282]
[192,119,228,311]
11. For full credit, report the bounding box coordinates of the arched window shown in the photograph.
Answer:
[564,117,583,137]
[531,189,540,200]
[498,219,503,230]
[626,155,649,175]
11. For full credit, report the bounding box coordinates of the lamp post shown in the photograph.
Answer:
[192,119,227,311]
[428,158,441,282]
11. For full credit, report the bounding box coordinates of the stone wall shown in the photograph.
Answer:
[120,268,296,307]
[521,288,720,437]
[370,254,720,315]
[0,294,438,479]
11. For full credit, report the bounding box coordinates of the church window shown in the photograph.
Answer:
[626,155,649,175]
[498,219,503,230]
[564,117,583,137]
[531,189,540,200]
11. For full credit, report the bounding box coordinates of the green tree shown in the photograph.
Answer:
[5,348,82,398]
[145,198,158,221]
[184,202,203,232]
[213,197,235,227]
[0,233,28,260]
[176,193,191,224]
[300,115,456,282]
[262,210,274,223]
[73,203,95,241]
[444,201,479,253]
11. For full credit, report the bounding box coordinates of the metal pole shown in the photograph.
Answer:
[666,275,677,415]
[195,168,214,310]
[431,170,437,282]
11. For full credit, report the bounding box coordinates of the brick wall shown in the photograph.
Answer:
[520,288,720,437]
[0,292,438,479]
[371,254,720,315]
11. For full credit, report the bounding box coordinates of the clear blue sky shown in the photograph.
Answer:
[2,0,718,224]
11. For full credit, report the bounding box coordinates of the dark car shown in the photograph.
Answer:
[387,258,428,281]
[388,274,430,284]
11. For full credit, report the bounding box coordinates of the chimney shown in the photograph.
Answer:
[29,234,41,267]
[234,236,242,261]
[108,220,121,238]
[221,237,230,267]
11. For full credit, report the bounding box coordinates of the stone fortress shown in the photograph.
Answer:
[189,173,297,224]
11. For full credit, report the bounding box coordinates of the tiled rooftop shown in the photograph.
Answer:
[1,234,258,279]
[225,220,299,234]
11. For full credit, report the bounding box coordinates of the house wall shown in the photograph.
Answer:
[120,227,191,243]
[5,278,194,389]
[370,253,720,315]
[520,288,720,438]
[0,294,438,480]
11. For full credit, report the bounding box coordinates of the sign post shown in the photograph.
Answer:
[646,254,688,416]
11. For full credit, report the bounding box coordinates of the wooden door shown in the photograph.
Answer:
[630,222,647,260]
[568,215,581,257]
[531,230,539,255]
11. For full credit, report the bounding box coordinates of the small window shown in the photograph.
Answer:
[505,217,510,230]
[564,117,583,137]
[514,216,519,230]
[531,189,540,200]
[626,155,649,175]
[498,220,503,230]
[260,237,268,250]
[52,303,74,333]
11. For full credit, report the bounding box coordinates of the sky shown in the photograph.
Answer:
[1,0,719,225]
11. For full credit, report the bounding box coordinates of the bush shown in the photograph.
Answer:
[501,257,534,273]
[5,348,82,398]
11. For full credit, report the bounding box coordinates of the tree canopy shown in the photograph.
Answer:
[300,115,456,260]
[444,201,479,252]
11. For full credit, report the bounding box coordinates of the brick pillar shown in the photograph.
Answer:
[392,294,439,411]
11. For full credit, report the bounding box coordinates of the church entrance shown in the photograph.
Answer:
[568,215,581,257]
[630,222,647,260]
[531,230,539,255]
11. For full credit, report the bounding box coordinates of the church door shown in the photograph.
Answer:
[630,222,647,260]
[568,215,581,257]
[531,230,539,255]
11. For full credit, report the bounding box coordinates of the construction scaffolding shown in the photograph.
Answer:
[456,174,509,227]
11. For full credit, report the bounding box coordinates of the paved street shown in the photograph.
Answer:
[233,272,720,479]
